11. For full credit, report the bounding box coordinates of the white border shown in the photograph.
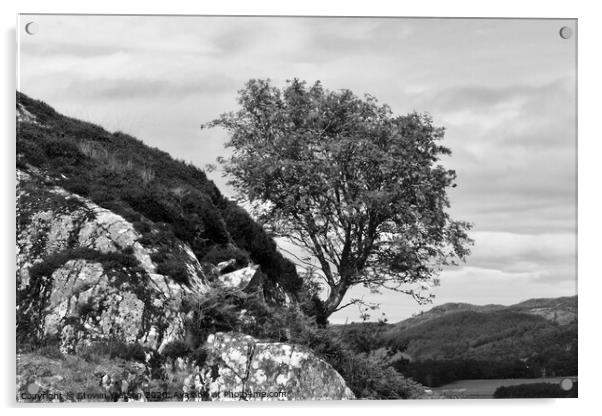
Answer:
[2,1,600,415]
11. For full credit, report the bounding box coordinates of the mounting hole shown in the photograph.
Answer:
[559,26,573,40]
[25,22,39,35]
[560,378,574,391]
[26,381,40,394]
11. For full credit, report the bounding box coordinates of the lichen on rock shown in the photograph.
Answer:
[16,169,208,353]
[216,265,259,291]
[182,332,355,401]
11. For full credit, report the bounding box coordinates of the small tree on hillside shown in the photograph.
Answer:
[204,79,472,321]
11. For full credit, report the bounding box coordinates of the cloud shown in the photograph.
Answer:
[21,41,133,58]
[299,19,414,61]
[433,266,576,304]
[413,78,572,113]
[462,231,575,278]
[421,78,577,234]
[62,74,240,100]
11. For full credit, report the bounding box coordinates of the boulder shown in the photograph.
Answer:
[217,265,259,291]
[182,332,355,401]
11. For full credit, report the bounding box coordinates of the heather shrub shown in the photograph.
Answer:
[160,341,191,360]
[202,245,250,268]
[155,260,189,285]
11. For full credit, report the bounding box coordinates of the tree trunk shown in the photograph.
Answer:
[322,282,349,318]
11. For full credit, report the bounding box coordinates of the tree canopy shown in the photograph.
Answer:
[205,78,472,320]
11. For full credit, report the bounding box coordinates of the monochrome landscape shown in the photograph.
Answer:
[16,15,577,401]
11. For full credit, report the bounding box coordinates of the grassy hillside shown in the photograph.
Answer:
[16,91,302,300]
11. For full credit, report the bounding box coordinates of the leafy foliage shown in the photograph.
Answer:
[205,78,472,318]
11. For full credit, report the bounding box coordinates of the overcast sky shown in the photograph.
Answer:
[18,15,577,323]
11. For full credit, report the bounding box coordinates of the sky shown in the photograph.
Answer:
[18,15,577,323]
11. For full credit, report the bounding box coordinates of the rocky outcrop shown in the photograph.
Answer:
[182,332,355,401]
[217,265,259,291]
[16,92,356,402]
[16,169,357,401]
[17,169,207,353]
[17,102,43,126]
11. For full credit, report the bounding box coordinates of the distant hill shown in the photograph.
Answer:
[330,296,576,386]
[389,295,576,337]
[332,295,577,362]
[508,296,577,325]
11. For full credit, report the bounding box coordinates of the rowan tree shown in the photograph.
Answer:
[205,78,472,320]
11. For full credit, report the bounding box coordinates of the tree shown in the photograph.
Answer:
[204,78,472,320]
